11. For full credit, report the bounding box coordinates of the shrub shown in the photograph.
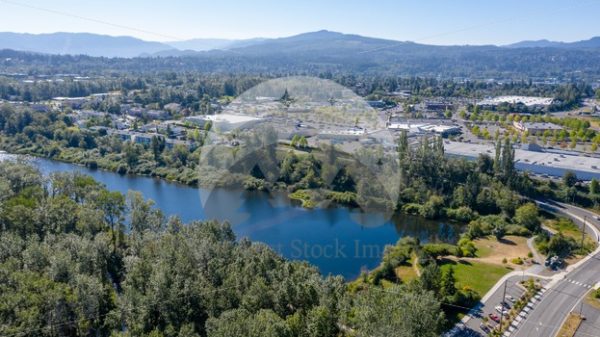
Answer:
[421,243,458,260]
[505,224,531,237]
[420,195,445,219]
[402,203,422,215]
[515,203,541,232]
[325,191,358,206]
[446,206,475,222]
[511,257,524,265]
[457,237,477,257]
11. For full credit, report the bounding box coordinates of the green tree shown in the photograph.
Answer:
[563,171,578,187]
[590,178,599,195]
[440,267,457,300]
[515,203,540,232]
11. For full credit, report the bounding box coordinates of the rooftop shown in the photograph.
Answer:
[444,141,600,179]
[519,122,563,130]
[478,96,554,107]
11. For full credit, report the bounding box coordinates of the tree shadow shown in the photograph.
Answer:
[498,237,517,246]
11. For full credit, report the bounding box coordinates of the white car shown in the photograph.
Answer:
[495,305,509,316]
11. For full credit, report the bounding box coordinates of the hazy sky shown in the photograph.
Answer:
[1,0,599,45]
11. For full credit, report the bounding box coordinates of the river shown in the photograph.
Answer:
[3,153,462,279]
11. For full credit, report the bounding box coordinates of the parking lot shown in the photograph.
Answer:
[446,275,550,337]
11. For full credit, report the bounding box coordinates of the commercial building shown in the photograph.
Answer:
[444,141,600,180]
[513,121,563,134]
[387,122,461,136]
[317,127,366,141]
[477,96,554,109]
[184,113,262,131]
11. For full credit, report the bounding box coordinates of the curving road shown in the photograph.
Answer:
[511,201,600,337]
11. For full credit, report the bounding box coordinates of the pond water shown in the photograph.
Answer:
[26,156,462,279]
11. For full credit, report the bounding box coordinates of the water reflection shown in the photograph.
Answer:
[31,157,462,279]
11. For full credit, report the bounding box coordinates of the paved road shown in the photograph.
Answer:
[512,202,600,337]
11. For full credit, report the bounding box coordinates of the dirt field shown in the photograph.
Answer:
[471,235,532,268]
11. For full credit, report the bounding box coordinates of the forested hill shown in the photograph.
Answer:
[1,30,600,79]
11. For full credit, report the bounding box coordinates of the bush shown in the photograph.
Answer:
[515,203,541,232]
[457,237,477,257]
[445,206,475,222]
[465,214,509,239]
[402,203,422,215]
[511,257,524,265]
[420,195,445,219]
[325,191,358,206]
[451,288,481,308]
[289,189,316,208]
[243,177,267,191]
[547,233,577,258]
[421,243,458,260]
[505,224,531,237]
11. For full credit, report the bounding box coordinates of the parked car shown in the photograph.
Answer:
[488,313,500,323]
[495,305,509,316]
[505,295,516,303]
[480,323,491,333]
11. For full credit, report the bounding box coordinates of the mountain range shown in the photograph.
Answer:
[1,31,599,58]
[505,37,600,49]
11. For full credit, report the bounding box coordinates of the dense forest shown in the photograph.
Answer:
[0,70,597,116]
[0,160,448,337]
[3,32,600,80]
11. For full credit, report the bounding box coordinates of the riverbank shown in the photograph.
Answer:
[2,151,465,279]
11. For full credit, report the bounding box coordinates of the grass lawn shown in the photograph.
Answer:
[395,264,418,282]
[394,255,419,283]
[585,289,600,310]
[439,258,512,297]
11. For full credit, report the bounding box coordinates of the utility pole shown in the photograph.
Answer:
[499,280,508,333]
[581,215,587,250]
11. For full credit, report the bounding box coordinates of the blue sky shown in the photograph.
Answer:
[0,0,599,45]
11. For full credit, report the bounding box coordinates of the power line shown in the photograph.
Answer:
[0,0,184,41]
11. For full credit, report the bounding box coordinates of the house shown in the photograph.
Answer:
[109,130,132,141]
[126,107,146,117]
[52,96,87,109]
[131,133,157,145]
[164,103,182,113]
[146,110,169,120]
[30,104,50,113]
[366,100,386,108]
